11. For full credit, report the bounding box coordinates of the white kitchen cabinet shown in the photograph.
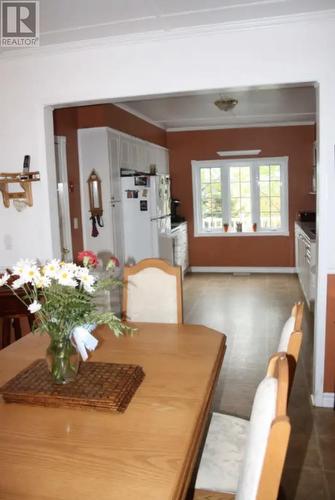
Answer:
[136,141,150,173]
[156,146,169,174]
[147,143,169,174]
[148,144,158,173]
[172,222,189,275]
[118,135,167,174]
[128,139,138,171]
[119,136,131,170]
[295,223,316,309]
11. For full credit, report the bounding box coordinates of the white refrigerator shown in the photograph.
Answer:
[121,175,173,264]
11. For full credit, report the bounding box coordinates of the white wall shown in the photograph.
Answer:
[0,14,335,404]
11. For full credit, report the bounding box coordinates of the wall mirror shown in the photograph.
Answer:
[87,169,103,217]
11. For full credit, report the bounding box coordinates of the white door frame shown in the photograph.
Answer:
[54,136,73,262]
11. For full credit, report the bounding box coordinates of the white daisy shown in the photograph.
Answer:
[0,272,10,287]
[28,300,42,314]
[83,283,95,293]
[21,265,41,284]
[61,262,79,274]
[12,278,25,290]
[43,259,61,278]
[35,275,51,289]
[57,268,77,287]
[77,269,95,285]
[12,258,36,277]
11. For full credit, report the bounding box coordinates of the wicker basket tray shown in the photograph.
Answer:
[0,359,145,412]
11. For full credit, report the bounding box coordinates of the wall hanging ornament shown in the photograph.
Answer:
[87,170,104,237]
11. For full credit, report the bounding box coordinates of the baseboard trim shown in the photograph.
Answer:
[190,266,297,274]
[311,392,335,408]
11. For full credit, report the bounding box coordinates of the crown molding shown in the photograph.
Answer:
[166,121,316,132]
[113,103,166,130]
[1,8,335,61]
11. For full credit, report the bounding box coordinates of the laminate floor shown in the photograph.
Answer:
[183,273,334,500]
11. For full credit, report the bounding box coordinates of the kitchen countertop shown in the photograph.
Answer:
[295,221,316,241]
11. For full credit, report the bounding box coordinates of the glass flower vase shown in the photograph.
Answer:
[46,337,80,384]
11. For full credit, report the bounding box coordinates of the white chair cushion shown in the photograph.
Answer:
[278,315,295,352]
[236,376,277,500]
[195,413,249,493]
[126,267,178,323]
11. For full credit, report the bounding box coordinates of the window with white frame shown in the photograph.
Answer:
[192,157,289,236]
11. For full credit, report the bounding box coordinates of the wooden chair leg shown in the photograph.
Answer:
[13,317,22,341]
[2,318,12,348]
[28,314,34,330]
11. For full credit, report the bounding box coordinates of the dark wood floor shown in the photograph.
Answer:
[183,273,335,500]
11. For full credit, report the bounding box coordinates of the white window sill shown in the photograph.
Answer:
[194,231,289,238]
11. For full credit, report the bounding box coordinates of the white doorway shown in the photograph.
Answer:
[54,136,73,262]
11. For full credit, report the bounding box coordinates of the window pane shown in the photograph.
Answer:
[270,165,280,180]
[270,181,280,196]
[230,198,240,217]
[211,182,221,195]
[230,183,240,197]
[200,167,223,231]
[201,168,211,183]
[229,166,252,231]
[230,167,240,182]
[201,184,212,197]
[258,164,282,230]
[211,168,221,182]
[240,199,251,213]
[271,214,281,228]
[260,197,270,211]
[271,197,281,211]
[240,183,251,197]
[259,165,270,180]
[260,214,271,228]
[240,167,250,181]
[259,182,269,196]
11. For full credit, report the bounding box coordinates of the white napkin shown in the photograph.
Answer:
[71,325,98,361]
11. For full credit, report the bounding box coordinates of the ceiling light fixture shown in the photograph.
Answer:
[214,97,238,111]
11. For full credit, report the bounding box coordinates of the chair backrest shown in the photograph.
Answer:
[277,302,304,396]
[122,258,183,323]
[277,302,304,364]
[236,355,290,500]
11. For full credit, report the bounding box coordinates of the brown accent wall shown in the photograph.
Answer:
[53,107,83,258]
[325,275,335,392]
[76,104,166,147]
[167,126,315,267]
[53,104,167,258]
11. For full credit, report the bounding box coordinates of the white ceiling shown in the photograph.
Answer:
[37,0,334,45]
[118,85,316,130]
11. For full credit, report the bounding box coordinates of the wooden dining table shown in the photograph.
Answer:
[0,322,226,500]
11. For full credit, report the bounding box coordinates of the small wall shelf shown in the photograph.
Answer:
[0,172,40,208]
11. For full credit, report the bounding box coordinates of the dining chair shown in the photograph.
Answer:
[277,301,304,396]
[278,301,304,362]
[122,258,183,323]
[0,287,34,348]
[194,354,290,500]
